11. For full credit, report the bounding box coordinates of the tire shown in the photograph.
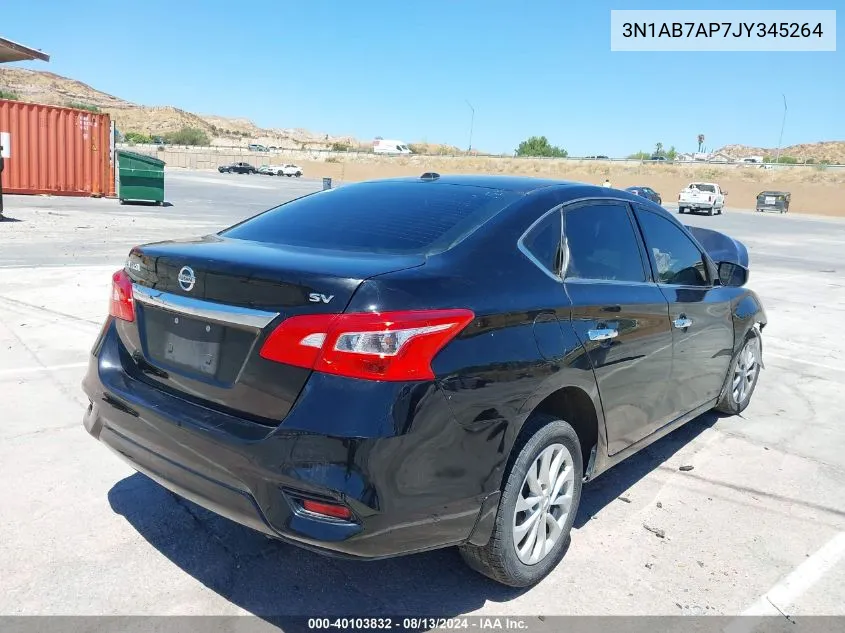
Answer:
[295,172,302,178]
[286,174,292,177]
[707,207,714,216]
[459,415,583,587]
[678,206,685,214]
[119,199,126,205]
[715,329,762,415]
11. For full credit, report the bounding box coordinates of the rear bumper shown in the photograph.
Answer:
[82,320,489,559]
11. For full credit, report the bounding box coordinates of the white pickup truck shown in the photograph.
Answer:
[678,182,726,215]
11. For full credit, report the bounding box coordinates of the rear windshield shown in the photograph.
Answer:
[221,182,521,254]
[690,183,716,193]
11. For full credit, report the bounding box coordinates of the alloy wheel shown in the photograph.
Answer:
[732,337,760,404]
[512,443,575,565]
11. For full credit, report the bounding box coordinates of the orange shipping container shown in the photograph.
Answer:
[0,99,115,197]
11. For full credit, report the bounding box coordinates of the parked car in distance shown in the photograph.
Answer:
[625,186,662,205]
[678,182,726,215]
[281,164,303,177]
[83,174,765,588]
[219,162,256,174]
[756,190,791,214]
[248,144,269,152]
[649,155,667,161]
[256,165,277,176]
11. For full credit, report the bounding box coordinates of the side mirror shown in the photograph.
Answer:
[718,261,748,287]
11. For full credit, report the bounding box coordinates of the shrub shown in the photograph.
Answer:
[627,151,651,160]
[331,142,351,152]
[163,127,210,146]
[326,157,340,163]
[763,154,798,164]
[0,90,20,100]
[515,136,568,158]
[66,102,100,113]
[124,132,153,144]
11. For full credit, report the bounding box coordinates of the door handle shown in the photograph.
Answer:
[673,317,693,329]
[588,328,618,341]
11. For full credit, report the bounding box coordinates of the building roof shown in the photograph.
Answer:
[0,37,50,63]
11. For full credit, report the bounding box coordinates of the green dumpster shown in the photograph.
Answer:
[117,150,166,205]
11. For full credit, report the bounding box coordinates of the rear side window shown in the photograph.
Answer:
[691,183,716,193]
[563,203,646,282]
[221,182,521,255]
[520,210,563,276]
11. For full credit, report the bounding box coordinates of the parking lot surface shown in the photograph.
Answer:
[1,169,843,619]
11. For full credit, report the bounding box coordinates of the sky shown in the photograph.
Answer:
[2,0,841,156]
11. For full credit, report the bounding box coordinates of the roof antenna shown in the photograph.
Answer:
[420,172,440,180]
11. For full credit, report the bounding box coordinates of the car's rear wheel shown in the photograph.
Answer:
[715,329,762,415]
[459,415,582,587]
[678,206,685,214]
[707,207,714,216]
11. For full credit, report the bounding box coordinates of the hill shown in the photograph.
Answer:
[1,68,842,160]
[0,67,359,150]
[717,142,845,164]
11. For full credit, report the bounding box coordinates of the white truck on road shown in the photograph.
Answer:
[373,139,413,155]
[678,182,726,215]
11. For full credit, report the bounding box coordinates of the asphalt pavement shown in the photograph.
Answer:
[0,169,843,621]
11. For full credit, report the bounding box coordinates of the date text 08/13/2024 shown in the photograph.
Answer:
[307,617,531,630]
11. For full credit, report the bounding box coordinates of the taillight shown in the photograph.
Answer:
[260,309,475,381]
[708,195,713,203]
[109,269,135,322]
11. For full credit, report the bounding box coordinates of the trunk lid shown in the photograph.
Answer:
[120,235,425,424]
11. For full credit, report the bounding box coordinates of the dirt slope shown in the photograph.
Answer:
[0,67,356,149]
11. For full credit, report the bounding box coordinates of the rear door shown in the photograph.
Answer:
[562,200,676,455]
[632,206,735,414]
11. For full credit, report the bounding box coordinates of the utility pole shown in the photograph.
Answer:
[775,94,788,165]
[465,100,475,153]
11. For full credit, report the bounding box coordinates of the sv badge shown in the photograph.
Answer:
[308,293,335,304]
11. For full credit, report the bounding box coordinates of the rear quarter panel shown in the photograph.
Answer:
[346,189,605,497]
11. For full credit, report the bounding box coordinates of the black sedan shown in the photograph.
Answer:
[218,162,256,174]
[83,175,766,587]
[625,185,662,205]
